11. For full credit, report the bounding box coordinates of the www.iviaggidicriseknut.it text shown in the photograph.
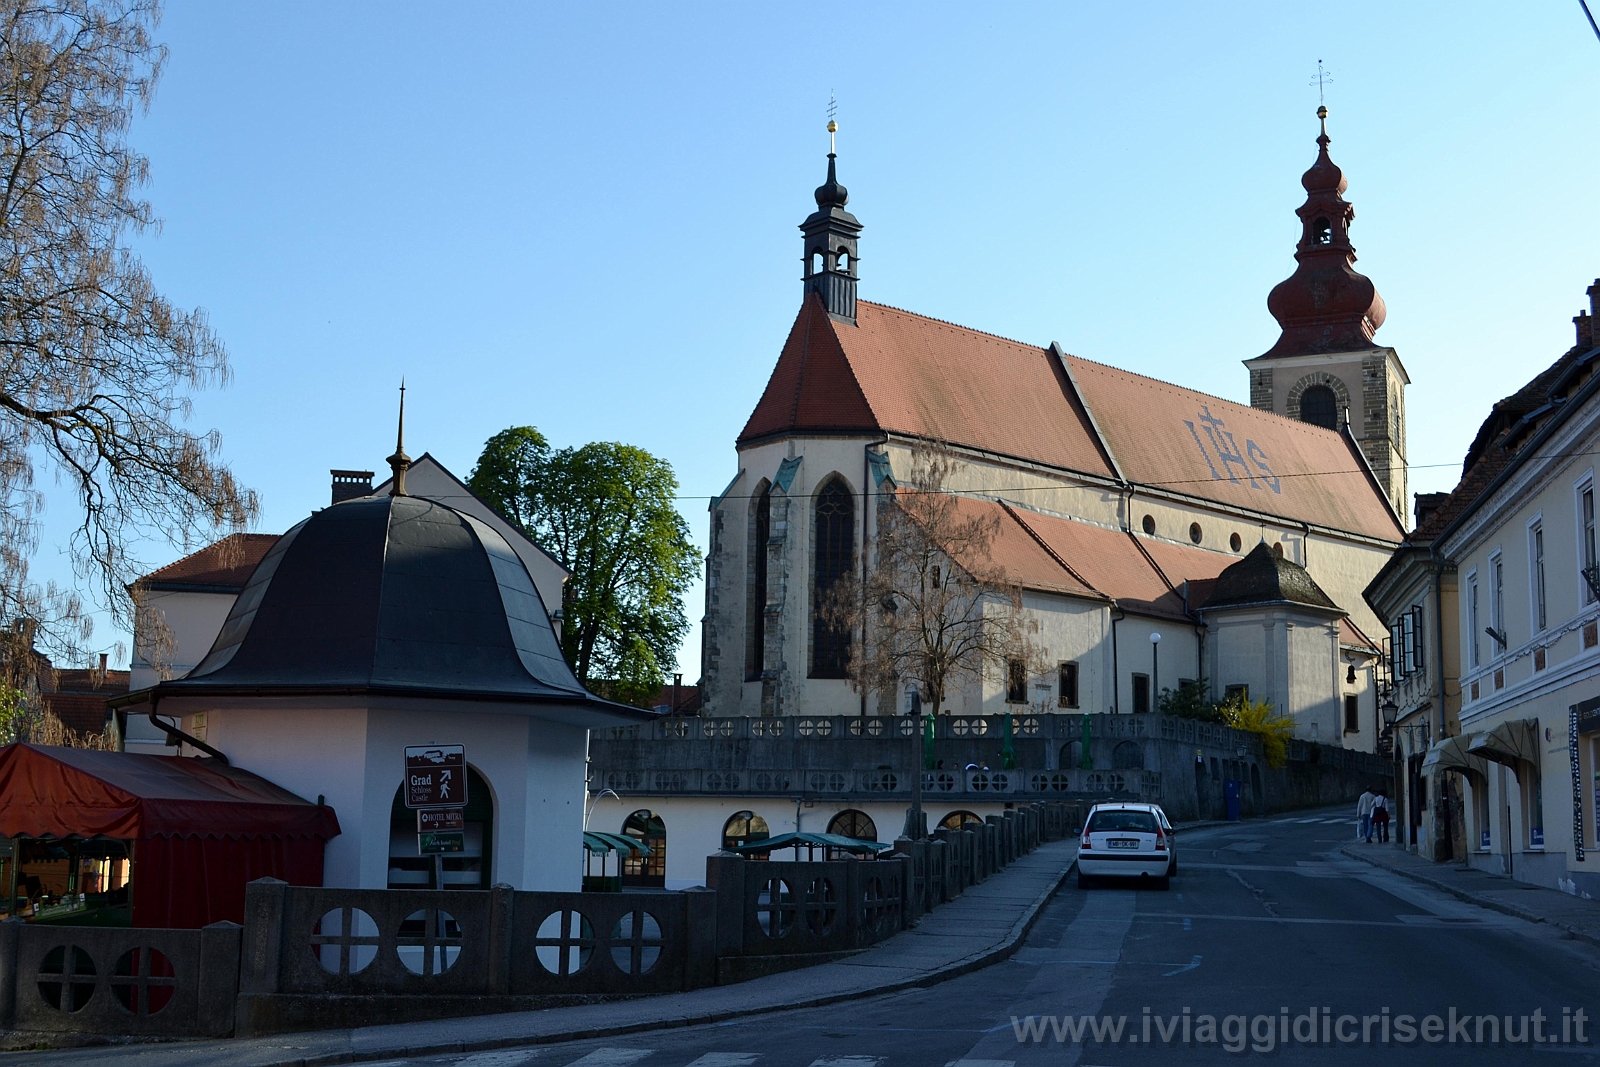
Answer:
[1011,1006,1591,1052]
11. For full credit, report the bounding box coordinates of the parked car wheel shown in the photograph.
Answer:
[1077,869,1093,890]
[1167,858,1178,877]
[1154,875,1171,891]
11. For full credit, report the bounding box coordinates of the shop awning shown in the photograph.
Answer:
[1466,719,1540,768]
[583,831,651,856]
[0,743,340,840]
[1421,733,1490,780]
[728,832,892,856]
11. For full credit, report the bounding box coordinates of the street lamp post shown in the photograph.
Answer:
[1149,631,1161,710]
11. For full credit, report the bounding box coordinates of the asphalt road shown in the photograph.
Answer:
[294,808,1600,1065]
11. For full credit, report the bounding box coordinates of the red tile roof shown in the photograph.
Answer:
[138,533,280,591]
[740,297,1402,543]
[1065,356,1403,542]
[741,297,1118,479]
[40,668,130,736]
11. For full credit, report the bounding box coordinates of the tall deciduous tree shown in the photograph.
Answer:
[469,430,698,707]
[822,445,1043,715]
[0,0,254,673]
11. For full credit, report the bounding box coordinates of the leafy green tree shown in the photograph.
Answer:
[469,431,698,707]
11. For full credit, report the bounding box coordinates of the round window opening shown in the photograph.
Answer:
[1230,532,1242,552]
[1188,522,1202,544]
[1141,514,1156,535]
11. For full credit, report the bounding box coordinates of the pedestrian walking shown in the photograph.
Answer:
[1372,790,1391,843]
[1356,788,1375,842]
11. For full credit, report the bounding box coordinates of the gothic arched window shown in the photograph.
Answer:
[746,482,771,681]
[811,477,855,678]
[1299,385,1337,430]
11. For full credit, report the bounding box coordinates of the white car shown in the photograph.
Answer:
[1076,802,1175,890]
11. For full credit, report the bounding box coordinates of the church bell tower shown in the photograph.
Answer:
[1245,107,1410,523]
[800,120,862,324]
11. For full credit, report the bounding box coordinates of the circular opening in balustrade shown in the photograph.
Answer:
[310,908,378,974]
[804,877,839,935]
[757,878,795,938]
[112,947,175,1015]
[37,945,96,1012]
[862,877,887,933]
[397,909,462,976]
[534,910,595,974]
[610,909,664,975]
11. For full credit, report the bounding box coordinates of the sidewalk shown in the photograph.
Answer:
[17,838,1079,1067]
[1341,844,1600,949]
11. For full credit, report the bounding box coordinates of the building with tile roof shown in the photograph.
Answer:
[701,123,1403,759]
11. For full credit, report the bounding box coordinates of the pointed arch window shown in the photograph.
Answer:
[1299,385,1337,430]
[746,482,771,681]
[811,477,855,678]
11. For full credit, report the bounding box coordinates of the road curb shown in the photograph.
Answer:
[1339,846,1600,950]
[254,851,1081,1067]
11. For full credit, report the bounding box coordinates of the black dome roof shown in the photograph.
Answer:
[1201,542,1341,614]
[160,495,640,719]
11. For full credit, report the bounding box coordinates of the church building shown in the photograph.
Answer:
[698,111,1409,741]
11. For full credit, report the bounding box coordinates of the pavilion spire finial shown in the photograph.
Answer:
[800,105,862,323]
[387,378,412,497]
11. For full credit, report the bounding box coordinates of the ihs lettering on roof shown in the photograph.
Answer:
[1183,405,1281,494]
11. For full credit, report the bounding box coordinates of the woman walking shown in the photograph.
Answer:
[1372,790,1391,844]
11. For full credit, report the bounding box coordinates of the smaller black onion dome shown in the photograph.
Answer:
[814,153,849,208]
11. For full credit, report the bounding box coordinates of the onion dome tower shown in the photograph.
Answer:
[1261,106,1386,359]
[800,120,862,324]
[1245,107,1410,525]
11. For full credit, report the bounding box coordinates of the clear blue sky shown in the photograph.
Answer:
[43,2,1600,673]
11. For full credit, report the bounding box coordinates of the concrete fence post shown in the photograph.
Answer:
[682,887,718,990]
[198,921,242,1037]
[238,878,287,997]
[487,883,514,995]
[0,917,19,1030]
[704,853,746,958]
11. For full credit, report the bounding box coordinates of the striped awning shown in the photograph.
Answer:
[583,831,651,856]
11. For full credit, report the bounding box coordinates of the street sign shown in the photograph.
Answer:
[405,745,467,808]
[418,831,465,855]
[417,809,464,834]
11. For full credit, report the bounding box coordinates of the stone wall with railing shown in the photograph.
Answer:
[589,712,1389,820]
[0,802,1072,1043]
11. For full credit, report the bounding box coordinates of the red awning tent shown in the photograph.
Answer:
[0,743,340,928]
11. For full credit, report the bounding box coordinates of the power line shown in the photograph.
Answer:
[672,447,1600,502]
[1582,0,1600,44]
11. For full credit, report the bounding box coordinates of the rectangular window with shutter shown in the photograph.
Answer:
[1006,659,1027,704]
[1412,606,1425,673]
[1344,694,1359,733]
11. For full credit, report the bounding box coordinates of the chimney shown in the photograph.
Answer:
[98,653,107,672]
[1577,311,1594,351]
[1414,492,1450,530]
[330,469,374,505]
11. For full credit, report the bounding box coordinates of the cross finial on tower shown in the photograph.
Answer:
[387,378,412,497]
[1312,59,1331,105]
[827,92,838,154]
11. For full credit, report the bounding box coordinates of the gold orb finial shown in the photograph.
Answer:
[827,119,837,134]
[1317,104,1327,120]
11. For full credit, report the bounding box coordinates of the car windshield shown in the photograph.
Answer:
[1087,811,1157,834]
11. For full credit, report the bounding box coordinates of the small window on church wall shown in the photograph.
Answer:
[1299,385,1338,430]
[1272,543,1284,558]
[1312,217,1332,245]
[1141,514,1156,536]
[1189,522,1202,545]
[1230,532,1242,552]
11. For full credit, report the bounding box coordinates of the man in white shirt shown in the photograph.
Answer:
[1357,788,1376,842]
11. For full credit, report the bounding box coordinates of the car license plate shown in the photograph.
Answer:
[1109,838,1139,849]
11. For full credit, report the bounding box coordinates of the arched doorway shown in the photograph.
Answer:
[826,809,877,860]
[1112,741,1144,770]
[723,810,770,852]
[621,809,667,888]
[387,766,493,890]
[938,810,982,831]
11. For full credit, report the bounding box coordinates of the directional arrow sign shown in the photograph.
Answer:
[404,745,467,809]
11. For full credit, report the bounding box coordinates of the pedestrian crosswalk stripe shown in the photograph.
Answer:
[458,1053,541,1067]
[808,1058,884,1066]
[565,1051,655,1066]
[685,1055,762,1066]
